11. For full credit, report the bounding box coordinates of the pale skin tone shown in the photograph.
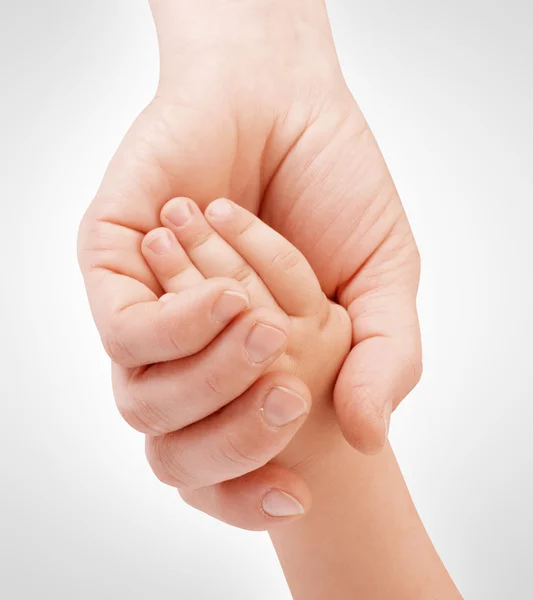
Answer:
[76,0,460,594]
[138,198,461,599]
[138,197,352,492]
[78,0,422,527]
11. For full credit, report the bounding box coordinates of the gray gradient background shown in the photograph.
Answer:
[1,0,531,598]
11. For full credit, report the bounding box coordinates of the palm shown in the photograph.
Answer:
[83,49,420,452]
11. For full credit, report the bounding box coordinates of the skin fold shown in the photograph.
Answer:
[139,198,352,488]
[137,198,461,599]
[78,0,422,529]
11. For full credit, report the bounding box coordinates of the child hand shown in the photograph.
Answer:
[141,197,352,482]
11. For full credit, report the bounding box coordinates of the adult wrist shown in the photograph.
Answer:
[149,0,330,60]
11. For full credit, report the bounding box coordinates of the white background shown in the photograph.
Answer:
[1,0,532,598]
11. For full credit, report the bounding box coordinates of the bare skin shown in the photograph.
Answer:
[139,198,351,517]
[140,200,461,599]
[270,440,462,600]
[78,0,422,528]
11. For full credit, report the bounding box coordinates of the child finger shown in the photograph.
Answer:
[142,227,204,293]
[205,198,324,317]
[160,197,276,309]
[99,276,250,368]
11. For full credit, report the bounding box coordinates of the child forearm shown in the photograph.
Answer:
[270,439,462,600]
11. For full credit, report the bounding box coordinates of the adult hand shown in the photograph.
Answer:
[78,0,421,528]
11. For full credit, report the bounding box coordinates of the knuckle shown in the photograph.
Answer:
[168,263,196,282]
[204,369,226,397]
[269,248,302,273]
[146,435,194,489]
[157,311,195,359]
[101,328,135,367]
[216,433,264,472]
[177,486,199,510]
[117,382,173,436]
[235,216,255,238]
[224,263,255,287]
[188,230,216,252]
[160,323,189,358]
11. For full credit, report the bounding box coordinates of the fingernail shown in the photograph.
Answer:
[147,230,173,254]
[212,291,249,324]
[383,400,393,438]
[262,489,305,518]
[245,323,287,364]
[261,387,308,427]
[207,198,233,220]
[166,198,193,227]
